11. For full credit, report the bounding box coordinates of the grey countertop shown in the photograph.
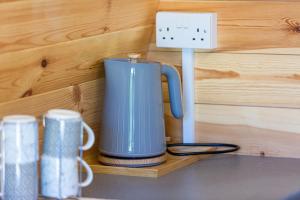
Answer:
[83,155,300,200]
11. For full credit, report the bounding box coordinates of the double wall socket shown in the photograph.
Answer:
[156,12,217,49]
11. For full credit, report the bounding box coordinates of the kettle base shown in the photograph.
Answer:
[98,154,166,168]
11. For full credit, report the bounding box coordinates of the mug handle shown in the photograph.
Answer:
[80,122,95,151]
[77,157,93,187]
[0,122,4,198]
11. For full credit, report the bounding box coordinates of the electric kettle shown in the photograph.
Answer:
[100,54,183,159]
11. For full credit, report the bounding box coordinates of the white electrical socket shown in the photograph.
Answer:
[156,12,217,49]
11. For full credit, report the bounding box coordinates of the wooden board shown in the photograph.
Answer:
[89,152,213,178]
[149,51,300,108]
[0,79,102,119]
[156,0,300,52]
[164,103,300,158]
[0,78,103,158]
[0,0,157,53]
[0,0,157,104]
[0,25,152,103]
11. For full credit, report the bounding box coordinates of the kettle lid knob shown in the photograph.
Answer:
[128,53,141,59]
[128,53,141,63]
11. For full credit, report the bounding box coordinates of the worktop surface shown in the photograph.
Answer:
[83,155,300,200]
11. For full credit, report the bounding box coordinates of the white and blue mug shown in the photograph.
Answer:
[41,109,95,199]
[0,115,38,200]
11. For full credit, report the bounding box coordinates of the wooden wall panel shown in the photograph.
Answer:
[0,26,152,103]
[0,79,103,160]
[0,0,157,53]
[0,0,157,102]
[149,51,300,108]
[150,0,300,158]
[0,78,103,124]
[165,103,300,158]
[0,0,157,104]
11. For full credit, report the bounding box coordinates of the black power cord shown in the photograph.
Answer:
[167,143,240,156]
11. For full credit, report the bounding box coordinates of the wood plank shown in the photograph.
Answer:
[165,113,182,143]
[164,103,300,158]
[0,81,77,117]
[0,25,152,103]
[148,51,300,108]
[196,122,300,158]
[0,78,103,125]
[157,0,300,52]
[0,0,157,53]
[149,29,300,55]
[79,79,104,161]
[149,43,300,55]
[89,152,213,178]
[0,78,104,160]
[194,104,300,135]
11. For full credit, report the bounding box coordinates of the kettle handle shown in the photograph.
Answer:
[161,64,183,119]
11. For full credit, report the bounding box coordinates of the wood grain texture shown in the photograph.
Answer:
[90,152,213,178]
[0,78,103,123]
[0,78,104,160]
[164,103,300,158]
[149,51,300,108]
[0,25,152,103]
[157,0,300,52]
[0,0,157,53]
[149,43,300,55]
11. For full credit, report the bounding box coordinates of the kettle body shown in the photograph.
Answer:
[100,58,183,158]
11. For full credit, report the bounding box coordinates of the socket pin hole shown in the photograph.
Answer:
[163,37,166,40]
[167,27,170,31]
[201,38,204,41]
[171,37,174,40]
[192,38,196,41]
[197,28,199,32]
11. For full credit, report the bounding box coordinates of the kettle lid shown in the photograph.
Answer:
[105,53,160,65]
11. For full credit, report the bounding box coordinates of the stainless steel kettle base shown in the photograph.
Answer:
[98,154,167,168]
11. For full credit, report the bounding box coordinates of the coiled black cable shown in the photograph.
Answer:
[167,143,240,156]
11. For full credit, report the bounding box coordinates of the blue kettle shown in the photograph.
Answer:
[100,54,183,159]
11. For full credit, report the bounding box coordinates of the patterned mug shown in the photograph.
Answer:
[41,109,95,199]
[0,115,39,200]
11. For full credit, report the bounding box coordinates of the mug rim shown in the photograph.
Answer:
[45,109,81,120]
[2,115,36,124]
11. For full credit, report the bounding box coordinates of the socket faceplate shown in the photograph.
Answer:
[156,12,217,49]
